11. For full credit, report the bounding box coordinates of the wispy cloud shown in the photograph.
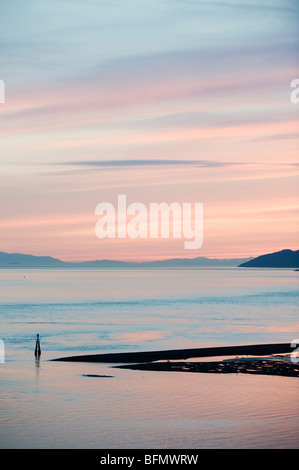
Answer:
[61,159,230,168]
[53,159,299,171]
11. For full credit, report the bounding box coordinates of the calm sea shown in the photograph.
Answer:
[0,267,298,449]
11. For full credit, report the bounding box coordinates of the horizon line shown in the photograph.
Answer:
[1,247,298,264]
[0,249,255,264]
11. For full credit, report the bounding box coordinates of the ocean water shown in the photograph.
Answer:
[0,267,298,449]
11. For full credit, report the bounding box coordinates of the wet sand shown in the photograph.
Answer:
[52,342,292,363]
[115,357,299,378]
[52,342,299,377]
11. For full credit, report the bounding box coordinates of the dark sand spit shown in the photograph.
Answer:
[52,342,292,363]
[52,343,299,377]
[116,358,299,378]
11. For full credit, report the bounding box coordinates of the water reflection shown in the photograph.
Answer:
[34,356,41,389]
[2,359,298,449]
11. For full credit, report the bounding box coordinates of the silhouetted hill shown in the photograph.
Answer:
[0,251,64,266]
[0,251,252,267]
[238,249,299,268]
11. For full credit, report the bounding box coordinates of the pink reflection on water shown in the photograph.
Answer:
[1,359,298,449]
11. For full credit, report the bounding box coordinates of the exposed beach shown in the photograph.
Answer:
[115,355,299,378]
[53,342,299,378]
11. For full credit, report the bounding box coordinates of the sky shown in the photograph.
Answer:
[0,0,298,261]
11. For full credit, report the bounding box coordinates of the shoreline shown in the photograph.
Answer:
[52,342,292,363]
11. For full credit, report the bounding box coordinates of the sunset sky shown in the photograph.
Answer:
[0,0,298,261]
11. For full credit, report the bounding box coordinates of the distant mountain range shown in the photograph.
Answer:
[0,249,297,268]
[238,249,299,268]
[0,251,252,267]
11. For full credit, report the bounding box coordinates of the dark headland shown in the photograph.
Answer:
[238,249,299,268]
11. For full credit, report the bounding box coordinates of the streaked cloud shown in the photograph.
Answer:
[59,159,230,168]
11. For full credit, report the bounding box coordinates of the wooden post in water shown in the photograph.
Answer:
[35,334,41,358]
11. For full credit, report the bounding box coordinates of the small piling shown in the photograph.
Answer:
[35,333,41,358]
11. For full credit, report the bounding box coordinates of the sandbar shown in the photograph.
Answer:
[115,357,299,378]
[52,342,292,363]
